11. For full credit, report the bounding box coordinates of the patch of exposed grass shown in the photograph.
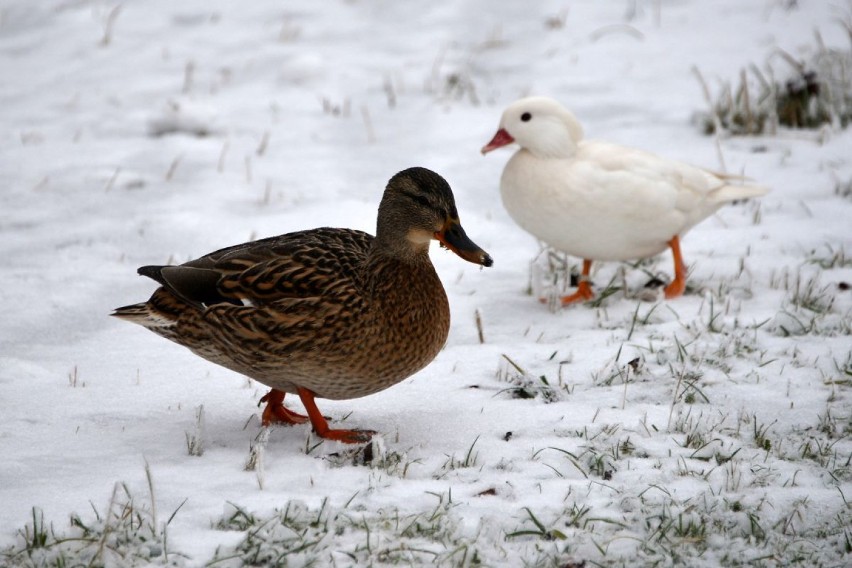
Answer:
[693,37,852,135]
[769,269,850,337]
[0,481,186,568]
[326,439,422,479]
[208,494,482,567]
[496,353,566,402]
[435,437,482,479]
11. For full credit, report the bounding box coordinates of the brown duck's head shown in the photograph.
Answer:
[377,167,493,267]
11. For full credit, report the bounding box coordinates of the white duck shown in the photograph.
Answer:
[481,96,768,304]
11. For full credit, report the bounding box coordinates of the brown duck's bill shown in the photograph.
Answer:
[435,220,493,267]
[480,128,515,154]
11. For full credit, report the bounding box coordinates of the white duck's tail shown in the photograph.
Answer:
[713,185,769,203]
[705,171,769,203]
[712,183,769,203]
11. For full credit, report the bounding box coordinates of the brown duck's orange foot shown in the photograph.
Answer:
[296,386,375,445]
[259,389,309,427]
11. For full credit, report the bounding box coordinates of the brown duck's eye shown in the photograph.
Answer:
[521,112,532,122]
[402,191,432,210]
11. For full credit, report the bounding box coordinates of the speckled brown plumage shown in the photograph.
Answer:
[113,167,493,443]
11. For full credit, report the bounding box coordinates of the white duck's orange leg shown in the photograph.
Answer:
[260,389,309,426]
[560,259,595,305]
[664,236,687,299]
[297,387,376,444]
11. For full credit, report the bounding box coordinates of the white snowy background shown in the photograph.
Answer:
[1,0,850,566]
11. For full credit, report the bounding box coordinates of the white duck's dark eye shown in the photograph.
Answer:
[520,112,532,122]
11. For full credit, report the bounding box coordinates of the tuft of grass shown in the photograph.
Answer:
[536,446,589,479]
[243,427,267,472]
[835,175,852,201]
[693,39,852,135]
[769,269,850,337]
[326,438,421,478]
[585,448,617,480]
[789,273,835,313]
[752,415,776,452]
[435,437,481,478]
[67,365,84,388]
[209,496,480,567]
[496,354,565,402]
[1,482,186,567]
[320,96,350,117]
[19,508,49,553]
[427,42,483,106]
[807,244,852,269]
[505,507,567,541]
[184,405,205,457]
[215,502,259,532]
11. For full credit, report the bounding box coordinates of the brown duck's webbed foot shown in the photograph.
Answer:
[259,389,309,426]
[297,387,376,444]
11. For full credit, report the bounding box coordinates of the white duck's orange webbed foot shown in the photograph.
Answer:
[260,389,310,427]
[560,279,595,305]
[663,277,686,299]
[664,236,687,299]
[552,259,595,306]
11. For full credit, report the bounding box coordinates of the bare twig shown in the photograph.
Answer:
[100,4,123,47]
[361,105,376,143]
[165,154,184,181]
[218,140,229,172]
[692,66,724,136]
[256,130,270,156]
[383,75,397,109]
[103,167,121,192]
[740,69,754,133]
[589,24,644,42]
[182,61,195,94]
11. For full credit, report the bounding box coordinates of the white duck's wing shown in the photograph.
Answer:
[576,142,768,230]
[582,141,768,207]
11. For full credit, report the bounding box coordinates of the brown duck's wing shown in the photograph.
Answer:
[139,228,373,309]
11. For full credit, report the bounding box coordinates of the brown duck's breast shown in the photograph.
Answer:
[287,262,451,400]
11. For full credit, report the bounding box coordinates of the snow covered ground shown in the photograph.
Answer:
[1,0,850,565]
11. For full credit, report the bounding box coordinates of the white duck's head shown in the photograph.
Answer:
[481,96,584,159]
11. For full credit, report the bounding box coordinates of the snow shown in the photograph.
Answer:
[1,0,850,566]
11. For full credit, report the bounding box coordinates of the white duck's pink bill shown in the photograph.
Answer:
[480,128,515,154]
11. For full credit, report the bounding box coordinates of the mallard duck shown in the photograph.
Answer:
[113,167,493,444]
[482,96,768,304]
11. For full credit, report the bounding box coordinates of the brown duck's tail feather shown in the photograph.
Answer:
[111,302,176,328]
